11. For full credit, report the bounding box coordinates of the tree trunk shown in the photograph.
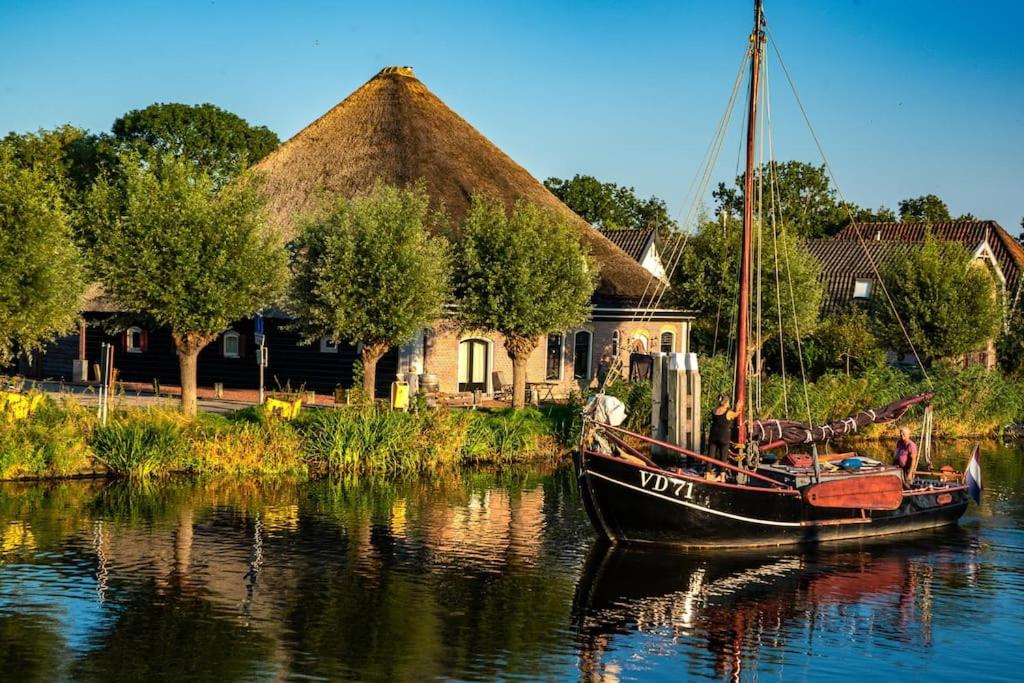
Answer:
[505,335,539,410]
[172,332,215,418]
[361,342,390,401]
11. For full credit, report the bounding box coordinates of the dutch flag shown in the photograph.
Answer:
[966,444,982,505]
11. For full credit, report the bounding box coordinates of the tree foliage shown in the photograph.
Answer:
[289,185,451,399]
[453,196,598,408]
[897,193,976,223]
[87,156,287,415]
[997,300,1024,378]
[669,213,823,355]
[111,103,279,184]
[0,147,85,363]
[811,306,884,375]
[713,160,895,238]
[543,174,677,233]
[869,232,1001,362]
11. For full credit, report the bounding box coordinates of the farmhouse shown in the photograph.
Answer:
[36,67,693,398]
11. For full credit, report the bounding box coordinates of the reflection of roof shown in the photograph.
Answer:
[598,228,656,263]
[836,221,1023,296]
[252,66,659,299]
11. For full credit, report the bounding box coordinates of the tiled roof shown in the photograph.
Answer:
[835,221,1023,296]
[804,240,919,312]
[598,228,656,263]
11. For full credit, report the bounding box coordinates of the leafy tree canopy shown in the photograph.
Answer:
[668,212,822,356]
[0,146,85,362]
[288,184,451,398]
[897,193,975,223]
[870,232,1002,362]
[544,174,678,233]
[810,306,885,376]
[713,160,895,238]
[454,196,598,407]
[87,156,287,414]
[111,103,279,183]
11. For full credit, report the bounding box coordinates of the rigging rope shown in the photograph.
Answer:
[766,30,932,387]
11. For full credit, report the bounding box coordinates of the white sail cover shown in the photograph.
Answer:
[587,395,628,427]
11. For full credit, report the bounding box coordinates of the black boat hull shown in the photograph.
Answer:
[574,449,969,549]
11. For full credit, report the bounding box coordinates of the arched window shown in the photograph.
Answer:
[573,330,592,380]
[611,330,620,357]
[660,331,674,353]
[458,338,490,392]
[223,330,241,358]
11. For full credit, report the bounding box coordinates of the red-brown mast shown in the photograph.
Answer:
[734,0,765,443]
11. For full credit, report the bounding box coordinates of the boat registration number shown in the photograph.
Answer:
[640,471,695,500]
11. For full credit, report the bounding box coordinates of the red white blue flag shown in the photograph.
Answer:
[966,444,982,504]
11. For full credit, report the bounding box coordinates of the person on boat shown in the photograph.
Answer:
[893,427,918,483]
[708,395,741,463]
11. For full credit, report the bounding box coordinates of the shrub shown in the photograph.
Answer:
[91,413,184,478]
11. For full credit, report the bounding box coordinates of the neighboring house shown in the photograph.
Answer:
[36,66,693,398]
[599,228,668,281]
[805,232,1007,369]
[834,221,1024,309]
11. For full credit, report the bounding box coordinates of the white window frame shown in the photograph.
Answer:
[320,336,339,353]
[126,326,143,354]
[546,332,564,381]
[223,331,241,359]
[853,278,872,299]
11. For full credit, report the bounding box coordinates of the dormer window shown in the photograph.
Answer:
[223,331,241,358]
[125,327,144,353]
[853,279,872,299]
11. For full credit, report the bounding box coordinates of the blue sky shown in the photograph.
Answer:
[2,0,1021,231]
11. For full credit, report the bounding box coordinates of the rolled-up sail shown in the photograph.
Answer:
[751,392,933,447]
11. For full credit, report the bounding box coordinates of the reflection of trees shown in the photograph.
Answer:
[69,578,275,682]
[0,614,67,682]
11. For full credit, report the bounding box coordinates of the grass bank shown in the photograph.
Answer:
[0,396,574,481]
[697,355,1024,439]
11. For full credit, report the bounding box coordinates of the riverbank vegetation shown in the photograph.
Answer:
[0,394,571,481]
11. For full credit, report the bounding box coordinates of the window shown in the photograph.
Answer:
[546,333,564,380]
[853,279,872,299]
[126,327,144,354]
[573,330,592,380]
[320,336,339,353]
[223,331,240,358]
[611,330,620,357]
[660,331,674,353]
[458,339,489,392]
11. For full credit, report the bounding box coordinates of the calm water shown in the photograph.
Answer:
[1,442,1022,682]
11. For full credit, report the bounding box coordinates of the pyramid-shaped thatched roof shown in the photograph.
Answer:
[253,66,660,299]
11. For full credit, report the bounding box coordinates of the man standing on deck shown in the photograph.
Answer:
[893,426,918,483]
[708,395,741,463]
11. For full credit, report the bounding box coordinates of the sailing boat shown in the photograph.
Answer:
[573,0,970,549]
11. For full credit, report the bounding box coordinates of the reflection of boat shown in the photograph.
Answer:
[574,0,970,549]
[572,539,962,680]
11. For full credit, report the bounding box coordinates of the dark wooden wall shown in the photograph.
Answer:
[42,315,399,397]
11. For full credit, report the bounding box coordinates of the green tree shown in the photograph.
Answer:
[669,212,823,355]
[289,185,451,399]
[998,300,1024,378]
[0,147,85,363]
[453,196,598,408]
[543,174,677,233]
[812,306,884,375]
[898,194,952,223]
[869,232,1001,362]
[87,157,286,416]
[713,161,892,238]
[111,103,279,184]
[2,126,109,206]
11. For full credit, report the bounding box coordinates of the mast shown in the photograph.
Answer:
[734,0,764,443]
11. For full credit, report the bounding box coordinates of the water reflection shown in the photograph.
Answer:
[0,440,1021,681]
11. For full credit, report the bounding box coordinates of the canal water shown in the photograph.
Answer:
[1,442,1022,681]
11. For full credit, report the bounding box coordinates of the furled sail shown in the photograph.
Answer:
[751,392,934,447]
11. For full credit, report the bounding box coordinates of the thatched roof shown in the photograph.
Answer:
[253,66,660,299]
